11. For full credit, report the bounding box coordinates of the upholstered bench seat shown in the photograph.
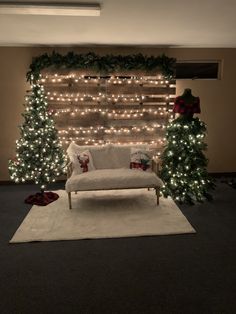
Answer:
[66,168,163,192]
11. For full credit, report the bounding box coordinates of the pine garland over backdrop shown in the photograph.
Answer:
[26,51,176,83]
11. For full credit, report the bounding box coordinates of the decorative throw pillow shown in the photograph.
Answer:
[77,150,95,173]
[66,142,95,175]
[130,148,152,171]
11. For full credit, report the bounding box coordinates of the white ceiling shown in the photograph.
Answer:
[0,0,236,47]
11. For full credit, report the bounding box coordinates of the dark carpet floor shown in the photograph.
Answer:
[0,181,236,314]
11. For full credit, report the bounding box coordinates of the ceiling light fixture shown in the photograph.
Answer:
[0,2,101,16]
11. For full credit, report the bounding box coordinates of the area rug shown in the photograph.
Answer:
[10,189,196,243]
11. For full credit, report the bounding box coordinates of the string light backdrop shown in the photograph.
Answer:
[40,71,176,154]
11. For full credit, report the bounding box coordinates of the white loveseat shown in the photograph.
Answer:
[66,142,163,209]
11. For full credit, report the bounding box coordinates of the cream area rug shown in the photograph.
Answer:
[10,189,196,243]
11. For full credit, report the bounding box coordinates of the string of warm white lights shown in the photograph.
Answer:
[52,109,174,119]
[41,71,175,148]
[58,137,165,148]
[58,124,166,134]
[40,73,173,85]
[46,91,175,98]
[46,94,174,104]
[51,108,169,113]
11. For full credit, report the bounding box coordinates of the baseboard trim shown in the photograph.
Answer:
[210,172,236,178]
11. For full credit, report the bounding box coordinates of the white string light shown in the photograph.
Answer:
[50,107,173,118]
[58,137,165,147]
[39,73,175,87]
[40,72,175,149]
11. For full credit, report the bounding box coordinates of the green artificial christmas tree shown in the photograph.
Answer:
[160,89,214,204]
[9,84,66,205]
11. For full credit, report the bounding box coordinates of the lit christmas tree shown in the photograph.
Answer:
[9,84,66,205]
[160,89,214,204]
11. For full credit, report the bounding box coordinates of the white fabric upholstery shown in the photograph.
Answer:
[109,145,131,168]
[89,145,113,169]
[66,169,163,192]
[91,145,129,169]
[67,142,151,170]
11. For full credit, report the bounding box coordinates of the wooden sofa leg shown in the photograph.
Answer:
[68,192,72,210]
[155,187,160,206]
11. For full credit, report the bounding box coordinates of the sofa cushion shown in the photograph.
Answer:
[89,145,112,169]
[109,145,131,168]
[90,144,150,169]
[65,169,163,192]
[108,144,150,169]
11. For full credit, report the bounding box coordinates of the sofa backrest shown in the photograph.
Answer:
[67,142,149,170]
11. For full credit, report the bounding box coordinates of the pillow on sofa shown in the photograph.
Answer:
[130,148,152,171]
[67,142,95,175]
[77,150,95,173]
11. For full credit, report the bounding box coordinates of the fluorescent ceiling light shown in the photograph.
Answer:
[0,2,101,16]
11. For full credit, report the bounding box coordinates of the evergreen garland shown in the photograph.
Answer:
[160,116,214,204]
[26,51,176,83]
